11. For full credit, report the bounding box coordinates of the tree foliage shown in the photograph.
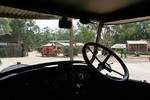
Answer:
[112,21,150,44]
[10,19,43,49]
[0,18,12,34]
[74,21,98,43]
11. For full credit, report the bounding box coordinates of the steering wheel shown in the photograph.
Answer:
[82,42,129,81]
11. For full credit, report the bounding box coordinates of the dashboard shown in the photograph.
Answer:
[0,63,94,99]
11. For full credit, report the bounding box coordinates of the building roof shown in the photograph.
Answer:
[0,34,19,43]
[59,43,69,46]
[111,44,126,49]
[127,40,148,45]
[49,40,70,46]
[50,40,70,43]
[43,43,55,47]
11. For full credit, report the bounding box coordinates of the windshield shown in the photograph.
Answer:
[0,18,150,83]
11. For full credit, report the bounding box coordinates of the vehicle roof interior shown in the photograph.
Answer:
[1,0,150,24]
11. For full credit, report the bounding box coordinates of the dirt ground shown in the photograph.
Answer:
[1,51,150,82]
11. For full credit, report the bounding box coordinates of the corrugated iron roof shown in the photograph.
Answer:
[43,43,56,46]
[111,44,126,49]
[0,5,60,19]
[127,40,148,44]
[0,34,18,43]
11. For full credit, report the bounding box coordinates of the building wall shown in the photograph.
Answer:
[127,44,147,52]
[0,43,22,57]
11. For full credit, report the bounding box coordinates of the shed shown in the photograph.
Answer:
[0,34,27,57]
[126,40,148,52]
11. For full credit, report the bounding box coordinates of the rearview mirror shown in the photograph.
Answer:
[59,17,72,29]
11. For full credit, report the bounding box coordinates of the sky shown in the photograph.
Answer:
[35,20,59,30]
[35,19,78,30]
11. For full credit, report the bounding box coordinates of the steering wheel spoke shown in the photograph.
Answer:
[87,47,102,63]
[103,53,111,63]
[106,66,124,77]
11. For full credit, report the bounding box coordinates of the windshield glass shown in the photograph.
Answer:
[0,18,150,83]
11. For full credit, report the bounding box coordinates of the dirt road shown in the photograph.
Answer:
[1,51,150,82]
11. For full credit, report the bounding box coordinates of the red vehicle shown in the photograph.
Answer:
[41,44,57,56]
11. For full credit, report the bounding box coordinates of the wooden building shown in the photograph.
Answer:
[126,40,148,52]
[0,34,27,57]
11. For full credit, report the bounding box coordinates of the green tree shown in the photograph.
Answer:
[42,27,56,42]
[147,24,150,38]
[75,21,98,43]
[10,19,43,49]
[0,18,12,34]
[56,29,70,40]
[112,21,150,44]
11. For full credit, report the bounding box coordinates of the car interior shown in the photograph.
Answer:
[0,0,150,99]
